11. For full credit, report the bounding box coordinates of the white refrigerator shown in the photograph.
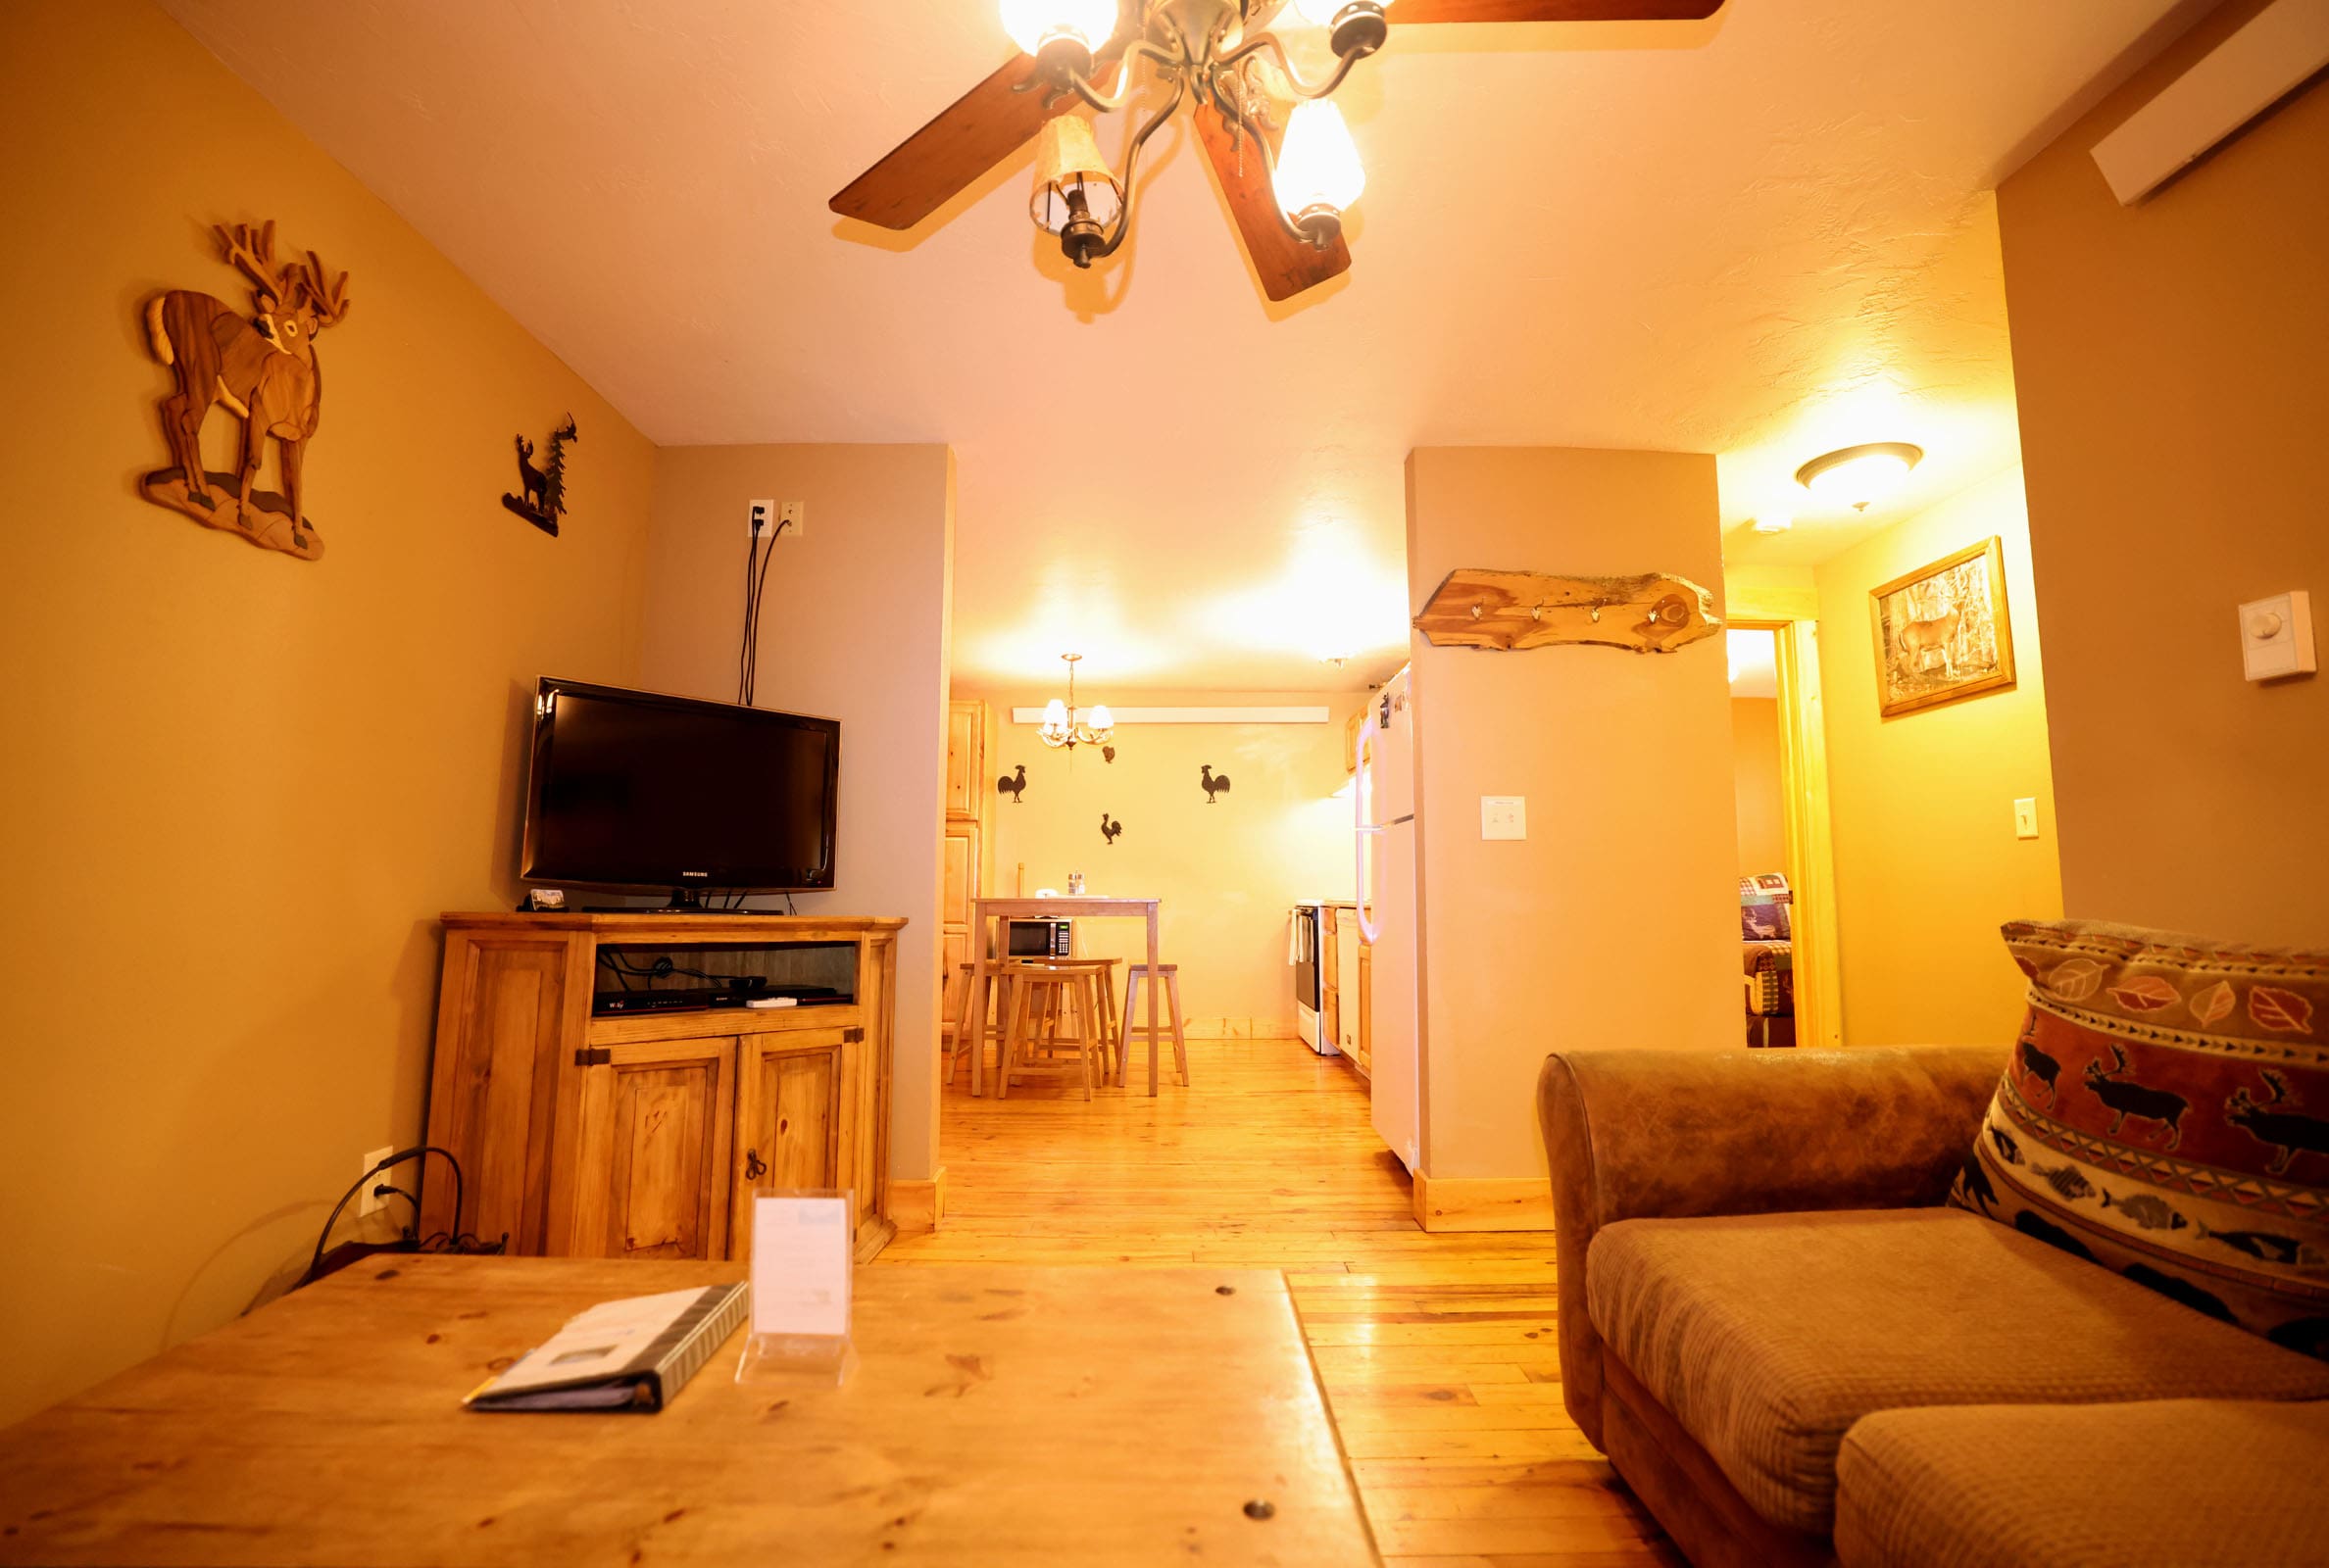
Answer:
[1356,667,1421,1173]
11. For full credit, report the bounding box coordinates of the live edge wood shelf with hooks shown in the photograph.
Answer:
[421,913,904,1267]
[1413,568,1722,654]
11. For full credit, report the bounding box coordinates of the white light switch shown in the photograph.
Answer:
[2240,590,2315,681]
[1481,796,1526,841]
[2013,798,2039,840]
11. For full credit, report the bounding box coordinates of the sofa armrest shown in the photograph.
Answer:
[1536,1045,2005,1448]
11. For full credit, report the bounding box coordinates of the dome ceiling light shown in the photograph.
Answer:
[1795,442,1925,513]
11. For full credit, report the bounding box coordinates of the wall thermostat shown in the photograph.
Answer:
[2239,590,2316,682]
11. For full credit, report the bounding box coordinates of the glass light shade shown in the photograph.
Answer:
[1086,704,1115,733]
[1029,115,1123,234]
[1273,100,1366,221]
[1796,442,1923,511]
[1041,698,1068,732]
[1001,0,1117,57]
[1292,0,1392,26]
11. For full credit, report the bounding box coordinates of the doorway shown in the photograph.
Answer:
[1729,617,1842,1051]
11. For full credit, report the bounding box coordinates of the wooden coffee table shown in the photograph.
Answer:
[0,1257,1375,1566]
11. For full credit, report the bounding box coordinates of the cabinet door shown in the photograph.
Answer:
[557,1037,735,1260]
[945,701,985,820]
[1353,944,1374,1079]
[942,819,980,929]
[731,1028,851,1260]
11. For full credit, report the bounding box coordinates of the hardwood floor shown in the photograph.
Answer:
[881,1034,1680,1567]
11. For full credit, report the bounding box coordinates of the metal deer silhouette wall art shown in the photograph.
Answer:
[142,220,352,561]
[503,416,578,535]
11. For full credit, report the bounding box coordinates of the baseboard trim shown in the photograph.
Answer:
[890,1167,947,1233]
[1412,1172,1557,1233]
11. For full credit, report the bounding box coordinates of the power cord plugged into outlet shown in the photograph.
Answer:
[737,501,796,707]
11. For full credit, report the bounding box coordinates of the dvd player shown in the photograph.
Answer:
[592,984,849,1016]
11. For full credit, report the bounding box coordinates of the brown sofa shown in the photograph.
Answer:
[1538,1046,2329,1568]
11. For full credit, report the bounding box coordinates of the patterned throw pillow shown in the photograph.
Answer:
[1948,919,2329,1358]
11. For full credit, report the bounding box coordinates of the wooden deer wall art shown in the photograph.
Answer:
[141,220,352,562]
[503,416,578,536]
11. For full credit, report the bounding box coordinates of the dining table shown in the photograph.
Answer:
[964,896,1165,1096]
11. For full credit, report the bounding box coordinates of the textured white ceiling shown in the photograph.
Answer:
[159,0,2196,692]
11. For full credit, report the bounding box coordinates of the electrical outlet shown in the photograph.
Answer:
[778,500,805,539]
[747,499,774,539]
[357,1145,397,1218]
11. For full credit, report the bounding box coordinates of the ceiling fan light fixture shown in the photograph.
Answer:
[1293,0,1392,59]
[1795,441,1923,512]
[1000,0,1116,66]
[1031,115,1123,266]
[1274,100,1365,240]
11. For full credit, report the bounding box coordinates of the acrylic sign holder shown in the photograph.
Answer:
[734,1189,857,1386]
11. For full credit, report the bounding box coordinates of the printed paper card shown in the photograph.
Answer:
[749,1193,852,1340]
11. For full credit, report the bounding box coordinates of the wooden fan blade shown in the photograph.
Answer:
[1393,0,1725,22]
[830,50,1120,231]
[1192,104,1353,304]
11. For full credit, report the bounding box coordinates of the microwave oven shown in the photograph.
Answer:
[1005,917,1074,958]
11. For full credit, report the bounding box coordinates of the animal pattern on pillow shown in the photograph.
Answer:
[1948,919,2329,1359]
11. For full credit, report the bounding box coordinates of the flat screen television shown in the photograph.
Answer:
[520,677,839,898]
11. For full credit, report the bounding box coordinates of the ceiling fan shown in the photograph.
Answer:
[829,1,1726,304]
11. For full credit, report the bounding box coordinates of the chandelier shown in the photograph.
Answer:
[1010,0,1380,269]
[1040,654,1115,751]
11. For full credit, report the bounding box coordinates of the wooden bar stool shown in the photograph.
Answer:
[1044,958,1122,1085]
[1120,963,1190,1089]
[996,963,1106,1101]
[946,961,1018,1089]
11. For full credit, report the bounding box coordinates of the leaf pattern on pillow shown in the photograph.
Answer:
[2191,980,2237,1029]
[2108,975,2181,1013]
[2044,957,2106,1002]
[2251,986,2316,1036]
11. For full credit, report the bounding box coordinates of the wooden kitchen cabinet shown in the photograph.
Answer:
[1353,940,1374,1081]
[424,913,901,1264]
[944,700,985,822]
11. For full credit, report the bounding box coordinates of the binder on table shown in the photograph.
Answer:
[464,1283,747,1412]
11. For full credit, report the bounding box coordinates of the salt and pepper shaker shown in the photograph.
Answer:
[1067,871,1084,895]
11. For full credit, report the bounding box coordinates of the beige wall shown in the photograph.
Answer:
[1406,448,1740,1181]
[966,692,1361,1035]
[1731,698,1787,879]
[637,446,954,1182]
[1814,467,2062,1046]
[0,0,658,1424]
[1999,0,2328,943]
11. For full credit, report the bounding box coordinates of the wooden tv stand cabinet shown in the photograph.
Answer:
[421,912,902,1264]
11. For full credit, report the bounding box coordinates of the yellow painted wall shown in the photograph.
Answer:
[967,692,1362,1036]
[0,0,659,1424]
[1731,698,1787,879]
[1999,0,2329,944]
[1407,448,1741,1181]
[1814,467,2061,1047]
[637,445,956,1181]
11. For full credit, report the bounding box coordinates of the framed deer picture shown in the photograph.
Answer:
[1868,536,2016,717]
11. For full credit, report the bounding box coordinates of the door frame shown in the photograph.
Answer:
[1731,609,1843,1052]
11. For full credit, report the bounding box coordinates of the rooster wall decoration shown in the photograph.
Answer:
[997,763,1028,804]
[1201,764,1233,805]
[1101,813,1123,846]
[141,220,352,561]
